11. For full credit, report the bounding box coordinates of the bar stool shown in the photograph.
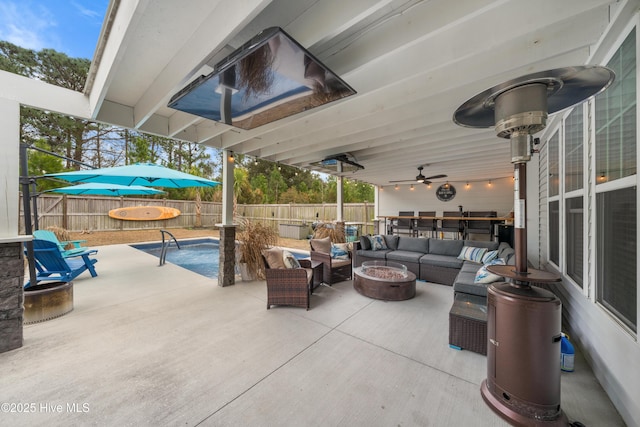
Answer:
[414,211,436,237]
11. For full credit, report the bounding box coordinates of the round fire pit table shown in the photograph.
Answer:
[353,261,416,301]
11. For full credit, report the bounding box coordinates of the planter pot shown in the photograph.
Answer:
[24,281,74,324]
[238,263,257,282]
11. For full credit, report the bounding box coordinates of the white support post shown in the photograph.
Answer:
[0,98,21,240]
[221,149,235,225]
[336,161,343,221]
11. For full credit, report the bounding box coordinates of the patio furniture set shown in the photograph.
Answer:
[353,234,517,355]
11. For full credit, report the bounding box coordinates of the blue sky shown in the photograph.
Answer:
[0,0,109,59]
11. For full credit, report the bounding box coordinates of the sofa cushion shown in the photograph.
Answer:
[359,235,371,250]
[453,274,492,297]
[428,239,464,256]
[457,246,488,263]
[502,248,515,264]
[419,253,464,269]
[463,240,499,250]
[382,235,399,250]
[356,249,390,260]
[459,260,483,274]
[397,237,429,253]
[310,237,331,254]
[386,250,424,264]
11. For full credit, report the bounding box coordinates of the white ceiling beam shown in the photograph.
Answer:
[87,0,152,119]
[0,70,90,119]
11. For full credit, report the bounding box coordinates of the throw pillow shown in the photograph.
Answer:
[330,243,350,260]
[368,235,388,251]
[310,237,331,254]
[262,247,286,269]
[282,250,302,268]
[474,258,506,284]
[457,246,488,263]
[482,250,499,264]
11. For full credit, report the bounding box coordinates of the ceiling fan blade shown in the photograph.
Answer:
[424,174,447,180]
[388,179,414,183]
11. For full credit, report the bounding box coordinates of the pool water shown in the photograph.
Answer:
[131,238,308,279]
[132,239,221,278]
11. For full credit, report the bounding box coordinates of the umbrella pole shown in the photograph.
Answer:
[20,144,37,288]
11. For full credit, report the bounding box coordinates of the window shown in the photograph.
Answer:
[594,29,637,332]
[597,188,637,332]
[548,132,560,197]
[565,197,583,287]
[549,200,559,266]
[595,28,637,182]
[565,107,584,192]
[548,129,560,267]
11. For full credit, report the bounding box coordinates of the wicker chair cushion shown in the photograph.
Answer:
[262,247,286,269]
[310,237,331,254]
[330,259,352,268]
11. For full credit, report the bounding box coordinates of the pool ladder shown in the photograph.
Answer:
[159,229,181,266]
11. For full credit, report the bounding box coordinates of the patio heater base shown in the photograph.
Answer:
[481,282,566,426]
[481,380,568,426]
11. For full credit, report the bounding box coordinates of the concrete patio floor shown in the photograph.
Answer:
[1,243,625,426]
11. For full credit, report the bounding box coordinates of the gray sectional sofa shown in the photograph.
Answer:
[353,235,515,297]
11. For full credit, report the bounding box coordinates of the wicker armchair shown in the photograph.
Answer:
[309,237,352,285]
[262,252,312,310]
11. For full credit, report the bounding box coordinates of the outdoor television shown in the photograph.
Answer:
[168,27,356,130]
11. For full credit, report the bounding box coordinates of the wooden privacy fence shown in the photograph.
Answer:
[19,194,377,235]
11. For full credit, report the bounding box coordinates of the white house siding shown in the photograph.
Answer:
[534,4,640,424]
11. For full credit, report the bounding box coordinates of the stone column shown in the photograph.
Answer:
[217,225,236,287]
[0,242,25,353]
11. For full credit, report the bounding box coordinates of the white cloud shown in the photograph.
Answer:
[71,1,101,20]
[0,1,60,51]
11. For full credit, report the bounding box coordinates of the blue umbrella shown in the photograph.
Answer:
[45,163,220,188]
[45,183,166,196]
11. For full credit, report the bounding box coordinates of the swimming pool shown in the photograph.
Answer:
[132,238,221,278]
[131,238,309,279]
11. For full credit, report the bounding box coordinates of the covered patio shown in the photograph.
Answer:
[0,243,623,425]
[0,1,638,425]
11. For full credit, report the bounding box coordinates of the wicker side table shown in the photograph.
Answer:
[449,292,488,355]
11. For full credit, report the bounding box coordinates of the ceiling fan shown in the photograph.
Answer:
[389,166,447,184]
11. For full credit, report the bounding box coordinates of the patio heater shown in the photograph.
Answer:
[453,66,614,426]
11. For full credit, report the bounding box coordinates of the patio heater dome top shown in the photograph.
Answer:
[453,66,615,137]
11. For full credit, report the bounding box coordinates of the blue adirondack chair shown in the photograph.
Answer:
[25,239,98,289]
[33,229,95,258]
